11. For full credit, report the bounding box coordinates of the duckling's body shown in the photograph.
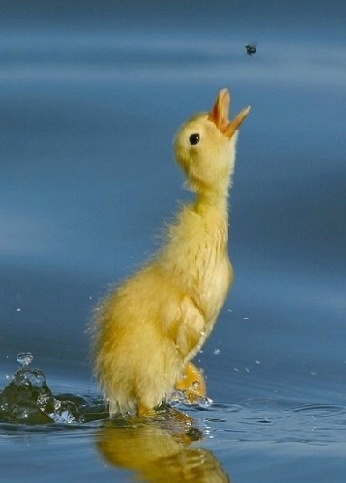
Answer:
[93,89,250,416]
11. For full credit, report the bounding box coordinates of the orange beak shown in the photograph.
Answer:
[208,88,250,138]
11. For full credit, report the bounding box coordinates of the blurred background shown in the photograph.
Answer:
[0,1,345,482]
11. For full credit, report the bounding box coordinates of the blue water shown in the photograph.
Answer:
[1,1,345,481]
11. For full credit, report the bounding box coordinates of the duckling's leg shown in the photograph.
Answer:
[174,362,206,403]
[137,364,206,416]
[138,404,157,418]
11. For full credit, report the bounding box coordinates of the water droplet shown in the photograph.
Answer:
[198,396,213,409]
[54,399,62,411]
[16,308,22,312]
[245,367,250,373]
[17,353,33,367]
[29,370,46,388]
[213,348,221,355]
[169,390,185,405]
[243,317,249,320]
[37,394,48,406]
[255,360,261,365]
[14,368,47,389]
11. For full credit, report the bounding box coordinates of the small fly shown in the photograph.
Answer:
[245,43,256,56]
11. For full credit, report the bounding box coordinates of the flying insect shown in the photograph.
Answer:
[245,43,256,56]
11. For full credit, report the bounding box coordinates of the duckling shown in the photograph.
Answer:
[92,88,250,416]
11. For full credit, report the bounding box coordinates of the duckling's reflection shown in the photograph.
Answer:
[96,409,230,482]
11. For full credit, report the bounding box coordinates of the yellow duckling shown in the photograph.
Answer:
[92,88,250,416]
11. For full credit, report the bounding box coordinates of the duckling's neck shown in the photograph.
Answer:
[159,183,231,324]
[193,187,229,215]
[161,185,230,271]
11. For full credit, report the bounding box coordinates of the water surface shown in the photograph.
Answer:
[1,1,345,482]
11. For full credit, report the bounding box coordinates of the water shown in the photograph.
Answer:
[1,1,345,481]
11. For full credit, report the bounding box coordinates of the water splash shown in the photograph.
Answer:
[169,389,213,410]
[197,396,213,409]
[170,389,186,406]
[0,355,213,426]
[16,352,34,367]
[0,354,81,425]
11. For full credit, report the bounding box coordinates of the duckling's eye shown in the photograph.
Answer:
[189,133,200,146]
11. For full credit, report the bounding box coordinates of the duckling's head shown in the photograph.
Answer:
[174,88,250,196]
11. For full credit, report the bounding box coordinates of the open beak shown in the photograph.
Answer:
[208,88,250,138]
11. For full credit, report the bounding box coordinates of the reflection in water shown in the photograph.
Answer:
[97,409,230,482]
